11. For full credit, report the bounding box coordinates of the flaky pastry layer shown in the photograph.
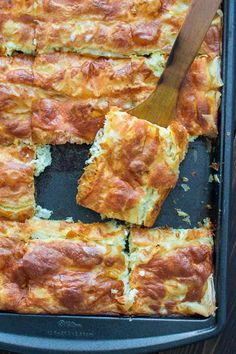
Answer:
[0,145,35,221]
[0,219,130,314]
[77,108,189,227]
[129,223,215,316]
[0,53,222,144]
[0,1,222,57]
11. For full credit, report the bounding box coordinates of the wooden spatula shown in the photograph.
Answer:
[129,0,222,127]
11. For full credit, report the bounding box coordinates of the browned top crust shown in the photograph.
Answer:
[0,1,222,57]
[0,220,215,317]
[0,220,129,314]
[0,53,222,144]
[77,109,189,227]
[129,224,215,316]
[0,145,35,221]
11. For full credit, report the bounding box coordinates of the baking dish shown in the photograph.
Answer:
[0,0,235,353]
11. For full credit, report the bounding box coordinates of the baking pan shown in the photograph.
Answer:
[0,1,235,353]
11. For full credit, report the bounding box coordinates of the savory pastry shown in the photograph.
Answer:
[0,83,35,145]
[77,108,189,227]
[0,53,222,144]
[0,0,164,21]
[0,1,221,57]
[0,219,130,315]
[0,0,35,16]
[0,55,46,144]
[0,220,31,312]
[0,145,35,221]
[0,16,36,56]
[176,55,222,137]
[35,14,221,57]
[129,222,215,317]
[32,53,157,99]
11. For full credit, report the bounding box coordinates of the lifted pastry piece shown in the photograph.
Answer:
[0,220,130,315]
[77,108,189,227]
[0,145,35,221]
[129,222,215,317]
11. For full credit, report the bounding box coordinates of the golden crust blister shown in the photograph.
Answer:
[77,108,189,227]
[129,223,216,317]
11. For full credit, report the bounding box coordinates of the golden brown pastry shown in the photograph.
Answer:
[0,16,36,56]
[0,1,221,57]
[0,145,35,221]
[0,221,31,312]
[129,222,215,317]
[0,53,222,144]
[77,108,189,227]
[35,12,221,57]
[0,219,130,315]
[0,0,163,21]
[0,219,215,317]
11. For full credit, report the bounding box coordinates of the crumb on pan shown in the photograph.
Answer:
[34,205,53,219]
[181,184,190,192]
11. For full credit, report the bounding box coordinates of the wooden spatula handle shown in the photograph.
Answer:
[160,0,222,90]
[130,0,222,127]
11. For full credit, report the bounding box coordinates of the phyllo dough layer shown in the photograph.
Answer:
[0,145,35,221]
[77,109,189,227]
[0,220,130,315]
[0,16,36,56]
[0,1,222,57]
[0,53,222,143]
[129,224,215,317]
[0,221,31,311]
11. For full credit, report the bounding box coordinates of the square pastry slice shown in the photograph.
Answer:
[0,145,35,221]
[16,220,130,315]
[0,16,36,56]
[0,221,31,312]
[77,109,189,227]
[129,223,215,317]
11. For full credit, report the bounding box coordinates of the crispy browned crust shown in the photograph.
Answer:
[0,220,128,314]
[0,15,36,56]
[176,55,222,137]
[0,145,35,221]
[0,220,215,316]
[0,54,155,144]
[0,1,221,57]
[0,53,221,144]
[0,0,162,21]
[129,224,215,316]
[77,109,189,227]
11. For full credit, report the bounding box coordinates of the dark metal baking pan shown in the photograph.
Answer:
[0,0,235,353]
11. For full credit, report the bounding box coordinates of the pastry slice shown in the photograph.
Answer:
[0,16,36,56]
[0,53,222,142]
[129,222,215,317]
[0,0,35,17]
[34,1,221,58]
[0,145,35,221]
[16,220,130,315]
[0,221,31,312]
[77,109,189,227]
[22,0,163,21]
